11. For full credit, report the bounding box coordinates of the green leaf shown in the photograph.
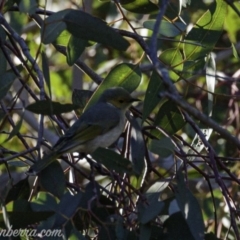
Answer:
[41,51,51,98]
[184,0,227,60]
[127,115,145,176]
[175,171,205,240]
[68,227,87,240]
[0,71,16,101]
[66,36,88,66]
[148,138,175,158]
[86,63,141,109]
[39,161,66,198]
[53,192,82,228]
[143,20,186,37]
[80,182,100,209]
[142,70,164,123]
[146,181,169,195]
[41,9,71,44]
[206,53,216,117]
[159,48,183,81]
[64,10,129,51]
[31,192,58,212]
[120,0,158,14]
[138,192,165,224]
[18,0,37,14]
[92,148,133,174]
[4,199,53,229]
[151,100,185,138]
[5,178,30,203]
[26,100,79,115]
[139,224,151,240]
[0,26,7,75]
[72,89,93,108]
[163,212,195,239]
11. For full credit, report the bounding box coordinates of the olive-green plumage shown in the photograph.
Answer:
[27,87,139,175]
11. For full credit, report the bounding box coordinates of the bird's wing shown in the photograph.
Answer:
[53,103,121,153]
[27,104,121,175]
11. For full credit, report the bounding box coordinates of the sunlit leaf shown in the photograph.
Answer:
[159,48,183,81]
[85,63,141,109]
[41,9,70,44]
[66,36,88,66]
[184,0,227,60]
[151,100,185,138]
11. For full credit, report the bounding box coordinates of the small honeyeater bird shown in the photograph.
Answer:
[27,87,139,175]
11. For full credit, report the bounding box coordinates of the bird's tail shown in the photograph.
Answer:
[26,151,59,175]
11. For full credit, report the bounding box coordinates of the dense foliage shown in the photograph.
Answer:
[0,0,240,239]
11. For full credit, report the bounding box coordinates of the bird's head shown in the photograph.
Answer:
[99,87,139,110]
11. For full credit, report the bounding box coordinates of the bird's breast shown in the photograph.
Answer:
[83,113,126,153]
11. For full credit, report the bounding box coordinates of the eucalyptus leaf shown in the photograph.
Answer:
[144,20,186,37]
[85,63,141,109]
[39,161,66,198]
[175,171,205,240]
[64,10,129,51]
[26,100,79,115]
[184,0,226,60]
[0,71,16,100]
[92,148,133,174]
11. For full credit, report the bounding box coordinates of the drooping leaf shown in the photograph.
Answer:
[26,100,79,115]
[184,0,227,60]
[174,171,205,240]
[64,10,129,51]
[41,51,51,98]
[142,70,164,123]
[127,115,146,176]
[92,148,133,174]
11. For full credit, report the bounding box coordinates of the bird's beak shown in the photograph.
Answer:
[131,98,140,102]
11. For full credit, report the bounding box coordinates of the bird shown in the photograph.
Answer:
[27,87,139,175]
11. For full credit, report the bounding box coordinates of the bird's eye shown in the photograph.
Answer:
[119,99,124,103]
